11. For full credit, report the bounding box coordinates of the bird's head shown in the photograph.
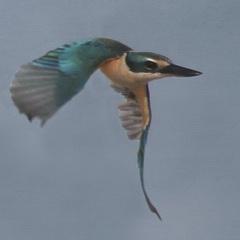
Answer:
[126,52,202,80]
[100,51,202,88]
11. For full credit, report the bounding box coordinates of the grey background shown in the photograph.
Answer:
[1,0,239,239]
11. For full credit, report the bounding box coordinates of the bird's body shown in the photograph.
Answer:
[10,38,201,220]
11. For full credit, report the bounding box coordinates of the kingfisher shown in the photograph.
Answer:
[10,38,202,220]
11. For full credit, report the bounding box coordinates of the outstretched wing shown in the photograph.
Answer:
[10,38,131,125]
[112,83,161,220]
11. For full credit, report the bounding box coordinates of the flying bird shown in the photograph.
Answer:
[10,38,202,220]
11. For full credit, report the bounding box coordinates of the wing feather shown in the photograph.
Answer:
[10,63,71,125]
[10,38,131,125]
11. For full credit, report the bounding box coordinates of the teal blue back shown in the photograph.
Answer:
[33,38,132,107]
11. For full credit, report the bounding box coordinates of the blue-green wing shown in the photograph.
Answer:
[10,38,131,125]
[137,86,162,220]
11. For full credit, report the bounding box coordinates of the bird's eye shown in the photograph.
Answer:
[144,61,158,71]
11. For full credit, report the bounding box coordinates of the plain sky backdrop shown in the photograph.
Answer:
[1,0,240,239]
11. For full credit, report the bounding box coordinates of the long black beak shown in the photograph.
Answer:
[160,64,202,77]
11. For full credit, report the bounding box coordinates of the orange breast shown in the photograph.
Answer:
[131,86,150,127]
[100,58,123,82]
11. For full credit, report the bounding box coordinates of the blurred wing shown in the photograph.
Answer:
[112,83,161,220]
[10,39,131,125]
[10,67,81,125]
[10,42,91,125]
